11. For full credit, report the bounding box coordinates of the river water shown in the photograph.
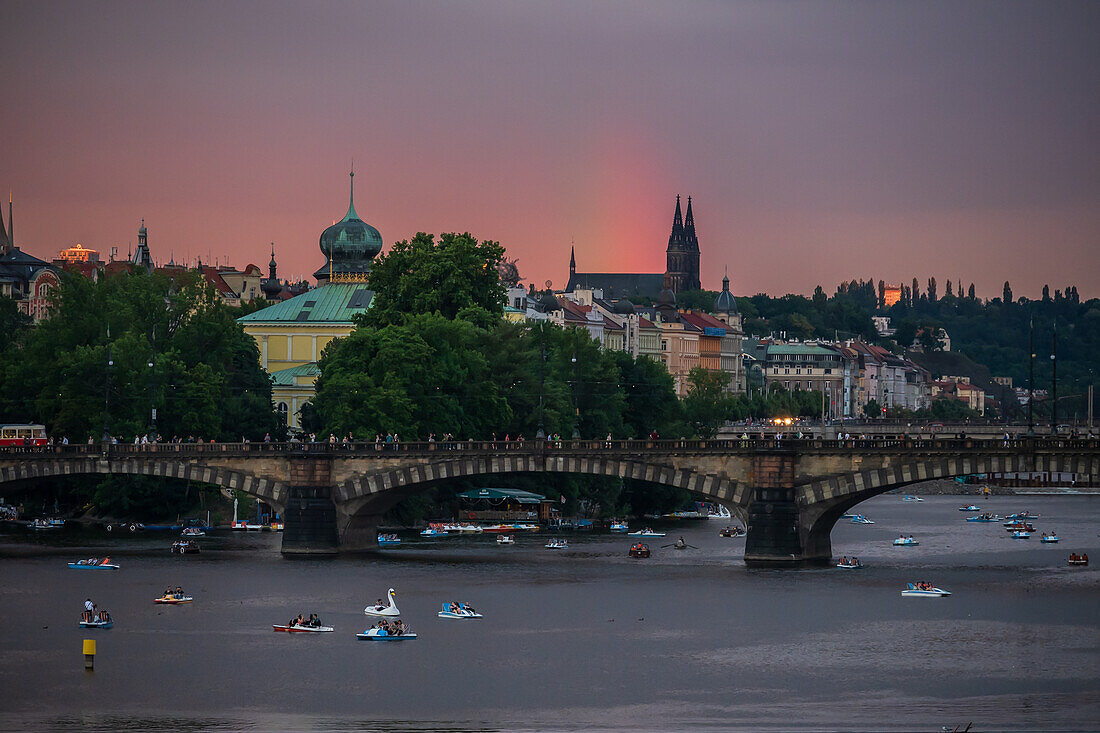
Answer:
[0,494,1097,732]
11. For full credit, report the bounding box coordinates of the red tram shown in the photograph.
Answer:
[0,424,48,447]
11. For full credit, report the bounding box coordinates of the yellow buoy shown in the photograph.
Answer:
[83,638,96,670]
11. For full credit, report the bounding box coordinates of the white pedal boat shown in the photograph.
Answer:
[901,495,924,502]
[893,537,919,546]
[79,617,114,629]
[609,522,629,532]
[901,583,950,597]
[545,539,568,549]
[438,602,483,619]
[273,624,334,633]
[1040,534,1059,543]
[419,528,449,537]
[357,627,417,640]
[627,530,665,537]
[1012,530,1030,539]
[836,560,863,569]
[364,588,400,617]
[496,535,515,545]
[958,505,980,512]
[68,559,119,570]
[851,515,874,524]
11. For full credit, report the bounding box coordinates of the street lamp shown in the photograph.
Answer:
[148,360,156,443]
[571,352,580,439]
[1050,325,1057,435]
[535,326,546,439]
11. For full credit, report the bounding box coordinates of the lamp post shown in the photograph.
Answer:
[571,352,580,440]
[1050,325,1057,435]
[101,338,113,444]
[148,327,157,443]
[1027,319,1034,436]
[536,326,546,439]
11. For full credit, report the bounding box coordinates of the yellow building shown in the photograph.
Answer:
[238,171,379,430]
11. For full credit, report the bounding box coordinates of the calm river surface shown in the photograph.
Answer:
[0,494,1097,732]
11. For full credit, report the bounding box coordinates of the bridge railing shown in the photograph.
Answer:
[1,436,1096,457]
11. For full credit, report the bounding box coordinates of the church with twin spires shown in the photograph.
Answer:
[565,195,701,299]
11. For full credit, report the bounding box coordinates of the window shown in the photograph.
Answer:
[277,402,289,426]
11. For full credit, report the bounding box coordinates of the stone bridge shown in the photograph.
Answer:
[1,437,1096,564]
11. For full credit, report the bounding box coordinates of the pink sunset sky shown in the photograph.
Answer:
[2,1,1097,298]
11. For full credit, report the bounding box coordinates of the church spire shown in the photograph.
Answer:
[0,191,9,255]
[684,196,695,232]
[7,191,13,251]
[344,166,359,221]
[569,243,576,276]
[672,194,683,234]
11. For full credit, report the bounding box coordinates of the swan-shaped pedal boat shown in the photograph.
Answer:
[438,602,482,619]
[893,537,919,546]
[272,624,333,633]
[68,558,119,570]
[357,627,417,640]
[901,583,950,597]
[364,588,400,617]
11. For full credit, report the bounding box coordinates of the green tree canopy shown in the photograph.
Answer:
[364,232,506,330]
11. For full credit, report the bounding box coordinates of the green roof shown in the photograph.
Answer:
[456,488,547,504]
[766,344,838,356]
[270,363,321,386]
[238,283,373,325]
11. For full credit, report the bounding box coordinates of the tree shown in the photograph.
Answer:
[928,277,938,302]
[877,280,886,309]
[682,367,734,438]
[364,232,506,330]
[812,285,827,307]
[912,277,920,301]
[1003,281,1013,304]
[918,324,944,352]
[968,283,976,300]
[864,398,883,417]
[945,280,954,297]
[894,319,917,348]
[1042,284,1051,301]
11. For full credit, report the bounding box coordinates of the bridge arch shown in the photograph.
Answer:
[0,457,287,509]
[791,452,1099,561]
[334,454,749,515]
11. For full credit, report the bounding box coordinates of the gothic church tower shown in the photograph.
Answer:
[665,195,700,292]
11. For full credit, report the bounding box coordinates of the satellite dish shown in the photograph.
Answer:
[545,279,553,289]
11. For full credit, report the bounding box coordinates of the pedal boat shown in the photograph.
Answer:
[627,529,665,537]
[438,602,483,619]
[79,616,114,629]
[154,595,193,604]
[272,624,333,633]
[1040,534,1059,543]
[901,583,950,597]
[628,543,650,558]
[836,560,863,569]
[958,505,980,512]
[893,537,919,546]
[1011,530,1030,539]
[609,521,629,532]
[850,515,875,524]
[496,535,515,545]
[364,588,400,617]
[377,534,401,547]
[68,559,119,570]
[357,627,417,640]
[545,538,568,549]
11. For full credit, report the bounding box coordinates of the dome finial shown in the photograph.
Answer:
[345,163,359,221]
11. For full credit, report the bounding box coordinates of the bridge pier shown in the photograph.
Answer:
[281,458,338,555]
[743,487,831,566]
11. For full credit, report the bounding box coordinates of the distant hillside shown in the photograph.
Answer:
[908,351,992,390]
